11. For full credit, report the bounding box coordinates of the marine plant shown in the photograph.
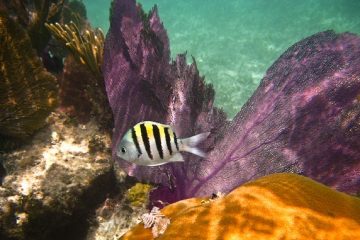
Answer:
[41,0,89,73]
[0,12,58,150]
[45,21,104,77]
[104,0,360,205]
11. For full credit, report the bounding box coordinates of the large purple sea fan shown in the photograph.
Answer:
[195,31,360,197]
[103,0,226,194]
[104,0,360,204]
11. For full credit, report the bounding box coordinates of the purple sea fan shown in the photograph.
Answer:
[104,0,360,204]
[103,0,226,198]
[192,31,360,197]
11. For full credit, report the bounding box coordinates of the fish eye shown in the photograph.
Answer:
[121,147,126,154]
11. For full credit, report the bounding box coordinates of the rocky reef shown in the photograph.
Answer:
[121,173,360,240]
[87,183,152,240]
[105,0,360,205]
[0,1,118,239]
[0,113,116,240]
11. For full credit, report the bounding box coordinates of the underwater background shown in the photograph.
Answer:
[84,0,360,118]
[1,0,360,239]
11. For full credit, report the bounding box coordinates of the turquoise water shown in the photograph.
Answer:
[84,0,360,118]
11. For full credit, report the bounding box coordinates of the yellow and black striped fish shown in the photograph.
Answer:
[116,121,210,166]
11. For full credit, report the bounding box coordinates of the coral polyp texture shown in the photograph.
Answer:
[104,0,360,205]
[0,13,58,148]
[120,173,360,240]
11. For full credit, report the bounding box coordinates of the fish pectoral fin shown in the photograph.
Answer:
[168,153,184,162]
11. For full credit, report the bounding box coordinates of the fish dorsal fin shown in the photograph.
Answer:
[169,123,181,136]
[168,153,184,162]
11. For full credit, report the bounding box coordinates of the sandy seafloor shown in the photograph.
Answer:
[83,0,360,118]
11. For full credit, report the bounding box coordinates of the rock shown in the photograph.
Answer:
[87,183,150,240]
[121,173,360,240]
[0,112,117,240]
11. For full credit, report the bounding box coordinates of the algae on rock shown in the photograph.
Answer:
[125,183,152,208]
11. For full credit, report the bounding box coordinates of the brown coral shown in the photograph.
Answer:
[27,0,64,53]
[121,173,360,240]
[0,0,64,53]
[0,13,58,149]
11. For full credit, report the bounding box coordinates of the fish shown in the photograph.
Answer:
[116,121,210,166]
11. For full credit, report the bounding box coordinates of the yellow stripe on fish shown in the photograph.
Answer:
[143,122,154,138]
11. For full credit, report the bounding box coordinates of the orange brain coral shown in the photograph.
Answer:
[121,173,360,240]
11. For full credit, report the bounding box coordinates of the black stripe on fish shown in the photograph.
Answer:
[173,131,179,151]
[132,127,142,156]
[152,124,163,159]
[140,123,153,159]
[164,127,172,155]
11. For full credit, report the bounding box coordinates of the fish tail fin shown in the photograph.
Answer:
[181,132,210,157]
[182,146,207,158]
